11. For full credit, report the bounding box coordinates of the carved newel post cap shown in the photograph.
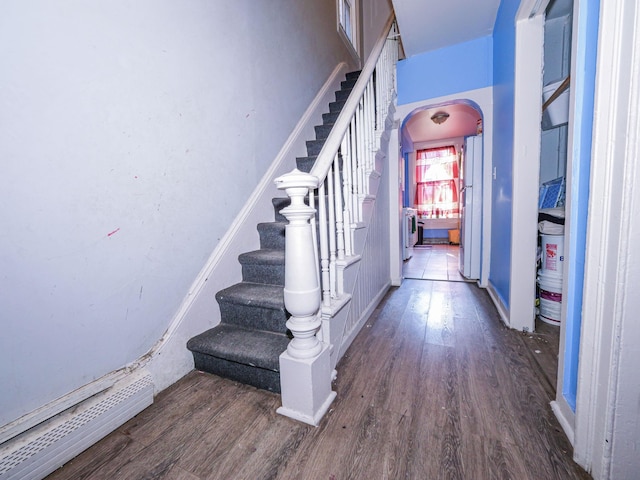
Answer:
[275,168,319,191]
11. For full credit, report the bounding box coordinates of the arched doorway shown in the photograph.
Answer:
[398,100,488,285]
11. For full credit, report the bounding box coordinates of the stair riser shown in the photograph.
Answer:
[341,79,357,90]
[192,353,281,393]
[329,100,346,113]
[314,124,333,140]
[306,139,325,156]
[218,303,288,334]
[323,111,339,124]
[258,223,285,249]
[296,156,315,173]
[335,88,351,102]
[241,264,285,285]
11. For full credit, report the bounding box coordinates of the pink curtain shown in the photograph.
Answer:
[415,146,459,218]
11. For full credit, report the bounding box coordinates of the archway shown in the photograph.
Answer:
[394,96,492,288]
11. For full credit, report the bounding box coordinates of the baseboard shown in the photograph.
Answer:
[551,400,575,446]
[487,282,510,327]
[0,370,153,480]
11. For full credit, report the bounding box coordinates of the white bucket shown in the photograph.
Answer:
[540,234,564,277]
[537,270,563,293]
[542,79,569,128]
[539,298,561,325]
[538,269,562,325]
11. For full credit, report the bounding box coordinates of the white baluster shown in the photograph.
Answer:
[334,153,345,262]
[327,162,337,299]
[340,133,353,257]
[317,180,331,307]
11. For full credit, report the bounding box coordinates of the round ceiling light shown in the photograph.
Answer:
[431,111,450,125]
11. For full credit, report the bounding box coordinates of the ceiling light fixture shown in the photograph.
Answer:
[431,111,450,125]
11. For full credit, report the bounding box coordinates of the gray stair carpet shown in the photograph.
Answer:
[187,70,360,393]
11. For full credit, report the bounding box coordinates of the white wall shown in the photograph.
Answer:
[0,0,359,428]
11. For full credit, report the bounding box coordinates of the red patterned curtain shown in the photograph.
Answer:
[415,146,459,218]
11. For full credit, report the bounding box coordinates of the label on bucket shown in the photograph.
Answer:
[545,242,560,271]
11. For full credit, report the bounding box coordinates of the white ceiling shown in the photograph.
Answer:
[391,0,502,58]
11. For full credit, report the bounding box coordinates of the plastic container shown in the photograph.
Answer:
[537,270,563,326]
[542,79,569,129]
[540,234,564,277]
[539,298,562,325]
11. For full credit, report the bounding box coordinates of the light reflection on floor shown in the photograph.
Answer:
[403,244,468,282]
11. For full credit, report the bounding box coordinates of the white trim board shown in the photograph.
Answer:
[509,0,548,333]
[574,0,640,477]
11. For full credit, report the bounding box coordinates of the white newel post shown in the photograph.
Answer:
[274,168,336,426]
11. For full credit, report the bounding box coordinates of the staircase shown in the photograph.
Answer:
[187,71,361,393]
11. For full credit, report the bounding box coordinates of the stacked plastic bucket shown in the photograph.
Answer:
[537,234,564,325]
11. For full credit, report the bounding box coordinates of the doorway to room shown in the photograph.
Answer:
[399,100,484,284]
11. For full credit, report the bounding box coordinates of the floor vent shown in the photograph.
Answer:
[0,370,153,480]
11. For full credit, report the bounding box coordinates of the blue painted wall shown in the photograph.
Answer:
[563,0,600,412]
[397,35,493,105]
[489,0,519,308]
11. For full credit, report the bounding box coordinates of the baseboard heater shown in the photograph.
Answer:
[0,369,154,480]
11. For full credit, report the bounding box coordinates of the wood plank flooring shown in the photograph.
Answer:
[46,279,588,480]
[403,244,466,282]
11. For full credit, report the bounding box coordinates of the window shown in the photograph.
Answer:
[415,146,459,218]
[340,0,353,42]
[337,0,358,59]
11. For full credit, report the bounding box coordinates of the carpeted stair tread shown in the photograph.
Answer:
[187,324,290,372]
[216,282,284,310]
[239,249,284,266]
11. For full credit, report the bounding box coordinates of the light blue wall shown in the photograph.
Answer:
[489,0,520,308]
[563,0,600,412]
[397,36,493,105]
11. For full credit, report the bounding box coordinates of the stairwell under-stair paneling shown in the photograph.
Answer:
[187,71,361,393]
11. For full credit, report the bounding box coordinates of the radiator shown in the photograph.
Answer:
[0,370,154,480]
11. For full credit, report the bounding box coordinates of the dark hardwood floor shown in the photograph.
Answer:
[46,279,588,480]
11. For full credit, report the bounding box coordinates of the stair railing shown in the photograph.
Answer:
[274,15,398,425]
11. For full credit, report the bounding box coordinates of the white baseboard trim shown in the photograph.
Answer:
[0,370,153,480]
[487,282,511,328]
[551,400,575,446]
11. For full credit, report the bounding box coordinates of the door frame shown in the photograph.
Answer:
[510,0,547,333]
